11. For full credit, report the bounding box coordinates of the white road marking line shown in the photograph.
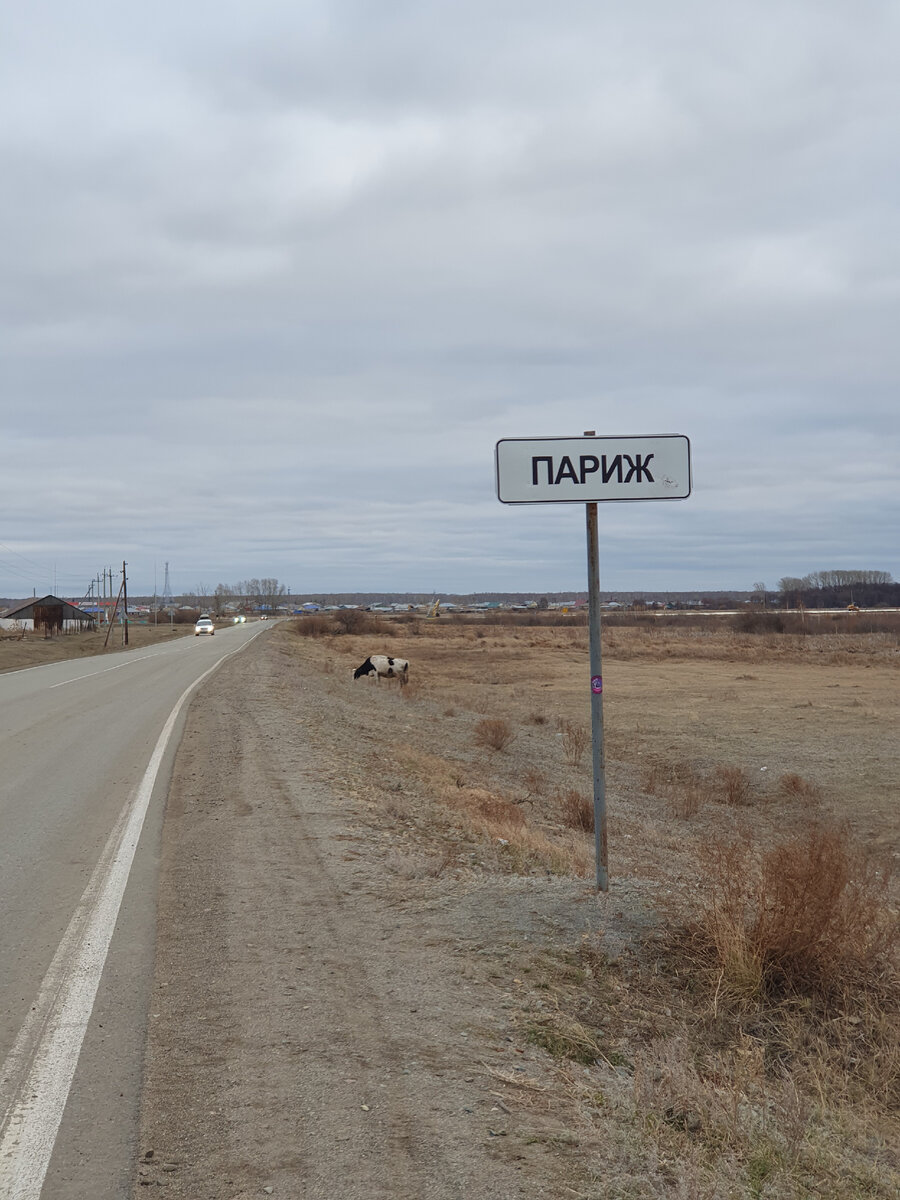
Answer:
[0,635,257,1199]
[1,629,216,682]
[48,655,156,688]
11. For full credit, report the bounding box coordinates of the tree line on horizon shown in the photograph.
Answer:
[122,569,898,615]
[777,570,897,609]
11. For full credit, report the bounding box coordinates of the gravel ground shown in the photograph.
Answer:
[133,630,624,1198]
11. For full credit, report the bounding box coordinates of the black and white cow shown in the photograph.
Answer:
[353,655,409,687]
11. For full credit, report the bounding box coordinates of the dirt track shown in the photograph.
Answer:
[134,632,617,1198]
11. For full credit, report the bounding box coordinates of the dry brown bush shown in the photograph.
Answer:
[330,609,389,636]
[521,767,546,797]
[667,784,702,820]
[558,789,594,832]
[713,765,755,806]
[776,772,823,804]
[288,616,331,638]
[474,794,527,827]
[289,611,401,638]
[560,721,590,767]
[696,824,899,1003]
[171,609,202,625]
[641,756,702,795]
[439,786,590,876]
[494,829,591,877]
[642,757,707,818]
[643,758,760,810]
[474,717,515,752]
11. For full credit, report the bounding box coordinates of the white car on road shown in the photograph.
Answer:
[194,617,215,636]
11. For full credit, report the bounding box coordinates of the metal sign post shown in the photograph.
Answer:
[495,431,691,892]
[586,498,608,890]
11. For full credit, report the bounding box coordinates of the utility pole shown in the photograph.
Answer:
[122,561,129,646]
[161,561,174,631]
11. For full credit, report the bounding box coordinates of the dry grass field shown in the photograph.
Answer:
[0,619,195,670]
[283,610,899,1199]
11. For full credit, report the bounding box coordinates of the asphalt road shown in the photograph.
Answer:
[0,621,270,1199]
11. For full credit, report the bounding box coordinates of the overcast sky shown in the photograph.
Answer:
[3,1,898,599]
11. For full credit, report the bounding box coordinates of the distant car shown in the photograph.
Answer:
[194,617,215,636]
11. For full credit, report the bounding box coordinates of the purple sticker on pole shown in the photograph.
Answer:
[591,675,603,694]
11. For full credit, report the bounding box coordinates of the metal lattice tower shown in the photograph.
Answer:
[161,561,173,610]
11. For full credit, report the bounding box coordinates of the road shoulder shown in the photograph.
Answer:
[134,633,601,1198]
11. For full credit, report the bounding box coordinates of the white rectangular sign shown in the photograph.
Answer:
[495,434,691,504]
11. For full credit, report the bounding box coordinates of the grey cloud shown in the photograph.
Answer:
[2,1,898,597]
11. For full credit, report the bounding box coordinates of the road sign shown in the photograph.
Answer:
[495,430,693,892]
[495,434,691,504]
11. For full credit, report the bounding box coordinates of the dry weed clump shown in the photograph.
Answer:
[695,824,899,1004]
[441,786,525,834]
[557,789,594,832]
[560,720,590,766]
[473,716,515,752]
[508,937,900,1199]
[521,767,546,797]
[473,792,527,828]
[287,615,331,638]
[493,829,591,878]
[776,772,823,804]
[713,764,754,806]
[641,756,706,818]
[439,785,591,877]
[640,825,900,1179]
[289,611,405,640]
[330,608,389,636]
[668,784,702,820]
[632,1034,727,1140]
[630,1032,824,1189]
[525,1011,603,1065]
[641,756,698,794]
[642,757,762,813]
